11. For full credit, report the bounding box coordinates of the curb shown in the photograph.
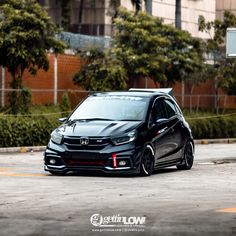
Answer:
[0,139,236,153]
[0,146,46,153]
[194,138,236,145]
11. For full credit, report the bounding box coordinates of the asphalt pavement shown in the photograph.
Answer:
[0,143,236,236]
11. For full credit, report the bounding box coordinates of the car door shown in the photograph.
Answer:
[161,98,184,162]
[148,97,174,165]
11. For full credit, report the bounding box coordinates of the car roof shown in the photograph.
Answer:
[91,88,173,98]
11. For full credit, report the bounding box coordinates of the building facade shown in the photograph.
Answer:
[37,0,216,39]
[216,0,236,20]
[150,0,216,39]
[37,0,111,36]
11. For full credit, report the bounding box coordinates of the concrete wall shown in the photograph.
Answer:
[1,54,236,109]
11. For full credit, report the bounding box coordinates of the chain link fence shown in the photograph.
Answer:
[175,94,236,112]
[1,88,236,112]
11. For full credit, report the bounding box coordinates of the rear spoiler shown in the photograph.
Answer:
[129,88,173,96]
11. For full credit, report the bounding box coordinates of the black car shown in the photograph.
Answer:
[44,88,194,176]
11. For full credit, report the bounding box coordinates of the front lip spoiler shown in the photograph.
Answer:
[44,165,139,174]
[105,166,131,171]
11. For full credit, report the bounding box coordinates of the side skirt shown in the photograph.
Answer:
[154,158,182,170]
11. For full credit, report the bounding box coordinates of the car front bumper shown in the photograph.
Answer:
[44,141,141,174]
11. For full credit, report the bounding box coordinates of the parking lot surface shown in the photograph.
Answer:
[0,144,236,236]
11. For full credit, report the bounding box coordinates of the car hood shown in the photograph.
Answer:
[57,120,143,137]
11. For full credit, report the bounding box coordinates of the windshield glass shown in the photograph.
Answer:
[69,95,149,121]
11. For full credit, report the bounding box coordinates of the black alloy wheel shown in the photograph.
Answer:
[177,141,194,170]
[140,147,154,176]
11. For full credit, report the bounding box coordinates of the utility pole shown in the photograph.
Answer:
[54,53,58,105]
[175,0,184,107]
[1,66,5,107]
[78,0,84,33]
[175,0,181,29]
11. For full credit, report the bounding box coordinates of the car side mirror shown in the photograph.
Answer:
[58,117,67,123]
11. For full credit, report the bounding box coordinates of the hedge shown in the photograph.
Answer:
[0,116,59,147]
[188,116,236,139]
[0,115,235,147]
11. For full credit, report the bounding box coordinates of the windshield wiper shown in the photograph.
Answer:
[84,118,115,121]
[69,118,114,122]
[118,119,141,121]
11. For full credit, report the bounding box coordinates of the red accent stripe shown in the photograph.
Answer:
[112,153,117,168]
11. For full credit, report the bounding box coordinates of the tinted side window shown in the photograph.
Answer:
[164,100,177,118]
[155,99,167,120]
[149,98,167,126]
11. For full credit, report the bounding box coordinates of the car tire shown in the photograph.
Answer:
[177,140,194,170]
[140,146,155,176]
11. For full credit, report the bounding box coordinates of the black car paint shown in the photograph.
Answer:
[44,91,193,175]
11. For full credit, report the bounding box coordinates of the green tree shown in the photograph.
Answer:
[114,8,205,87]
[0,0,65,114]
[198,11,236,112]
[73,48,128,91]
[74,8,205,92]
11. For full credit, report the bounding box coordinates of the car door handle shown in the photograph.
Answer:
[157,127,168,135]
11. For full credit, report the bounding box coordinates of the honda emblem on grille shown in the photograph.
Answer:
[80,137,89,145]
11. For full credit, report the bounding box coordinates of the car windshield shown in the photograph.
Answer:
[69,95,149,121]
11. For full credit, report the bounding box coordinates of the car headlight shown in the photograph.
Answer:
[112,130,136,145]
[51,131,63,144]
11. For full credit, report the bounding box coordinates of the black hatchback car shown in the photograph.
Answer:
[44,89,194,176]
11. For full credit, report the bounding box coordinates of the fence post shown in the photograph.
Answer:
[54,53,58,105]
[214,76,219,114]
[1,66,5,107]
[181,80,185,107]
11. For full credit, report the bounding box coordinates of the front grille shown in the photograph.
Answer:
[63,136,110,151]
[65,158,106,167]
[64,152,110,167]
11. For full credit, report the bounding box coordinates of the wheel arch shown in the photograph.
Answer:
[140,143,155,176]
[143,143,156,166]
[146,144,155,156]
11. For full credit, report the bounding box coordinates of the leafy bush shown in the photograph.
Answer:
[0,116,59,147]
[0,114,236,147]
[60,92,71,117]
[188,116,236,139]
